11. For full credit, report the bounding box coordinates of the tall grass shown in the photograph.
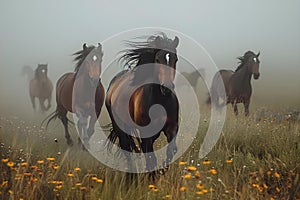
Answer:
[0,106,299,200]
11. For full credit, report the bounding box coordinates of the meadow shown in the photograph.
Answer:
[0,101,299,200]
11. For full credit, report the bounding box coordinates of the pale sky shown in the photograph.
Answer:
[0,0,299,110]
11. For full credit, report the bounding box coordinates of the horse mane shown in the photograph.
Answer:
[119,32,177,69]
[235,51,256,72]
[73,45,96,73]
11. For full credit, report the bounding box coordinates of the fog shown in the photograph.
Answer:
[1,0,300,116]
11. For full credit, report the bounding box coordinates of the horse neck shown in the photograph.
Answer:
[235,63,252,83]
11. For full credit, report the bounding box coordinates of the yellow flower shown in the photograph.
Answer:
[196,183,204,189]
[31,165,38,170]
[67,173,74,177]
[184,174,192,179]
[24,172,31,176]
[80,187,87,191]
[194,171,200,179]
[53,165,59,170]
[203,159,211,165]
[209,187,214,192]
[275,187,280,193]
[8,190,13,195]
[226,159,233,163]
[37,160,44,164]
[180,186,186,192]
[55,185,63,190]
[263,183,268,189]
[7,161,14,167]
[274,172,280,178]
[202,189,208,193]
[31,178,38,182]
[209,169,217,175]
[96,179,103,183]
[257,186,263,193]
[1,158,9,163]
[179,161,187,165]
[21,162,27,167]
[75,167,81,172]
[148,184,155,189]
[165,194,171,198]
[1,181,8,187]
[187,166,197,171]
[153,188,159,192]
[92,176,98,181]
[75,182,82,187]
[196,191,204,195]
[46,157,55,161]
[266,171,272,175]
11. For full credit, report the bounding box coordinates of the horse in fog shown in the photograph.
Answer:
[208,51,261,116]
[22,64,53,112]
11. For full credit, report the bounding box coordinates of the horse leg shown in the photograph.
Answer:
[141,138,157,173]
[164,123,178,169]
[244,100,250,117]
[46,97,51,111]
[77,114,89,149]
[58,108,73,146]
[30,95,36,111]
[233,101,238,115]
[39,98,47,112]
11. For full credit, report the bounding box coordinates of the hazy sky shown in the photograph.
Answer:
[0,0,300,110]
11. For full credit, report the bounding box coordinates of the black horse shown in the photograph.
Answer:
[208,51,260,116]
[106,33,180,176]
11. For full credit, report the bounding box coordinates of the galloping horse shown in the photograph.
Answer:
[46,43,104,148]
[208,51,260,116]
[23,64,53,112]
[106,33,179,175]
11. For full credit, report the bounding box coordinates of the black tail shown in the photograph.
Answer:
[41,107,73,130]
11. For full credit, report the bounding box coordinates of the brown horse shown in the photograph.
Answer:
[106,33,179,176]
[208,51,260,116]
[25,64,53,112]
[46,43,104,148]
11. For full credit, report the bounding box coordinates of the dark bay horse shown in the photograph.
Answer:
[208,51,260,116]
[106,33,179,175]
[24,64,53,112]
[46,43,104,148]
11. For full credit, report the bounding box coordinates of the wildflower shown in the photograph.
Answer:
[55,185,63,190]
[31,165,38,170]
[53,165,59,170]
[8,190,13,195]
[196,191,204,195]
[267,171,272,175]
[31,178,38,182]
[184,174,192,179]
[252,183,259,188]
[21,162,27,167]
[187,166,197,171]
[96,179,103,183]
[75,167,81,172]
[46,157,55,161]
[196,183,204,189]
[274,172,280,178]
[209,169,217,175]
[165,194,171,198]
[153,188,159,192]
[194,171,200,179]
[75,182,82,187]
[91,176,98,181]
[203,159,211,165]
[275,187,280,193]
[1,158,9,163]
[7,161,14,167]
[67,173,74,177]
[226,159,233,163]
[209,187,214,192]
[202,189,208,193]
[148,184,155,189]
[37,160,44,164]
[24,172,31,176]
[263,183,268,189]
[80,187,87,191]
[180,186,186,192]
[1,181,8,187]
[179,161,187,165]
[257,186,263,193]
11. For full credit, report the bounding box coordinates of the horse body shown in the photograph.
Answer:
[27,64,53,112]
[209,51,260,116]
[47,43,104,148]
[106,33,179,174]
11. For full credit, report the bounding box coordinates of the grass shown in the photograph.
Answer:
[0,105,299,200]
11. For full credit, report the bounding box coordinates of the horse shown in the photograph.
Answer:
[23,64,53,112]
[105,33,179,177]
[46,43,104,148]
[181,69,205,88]
[208,51,260,116]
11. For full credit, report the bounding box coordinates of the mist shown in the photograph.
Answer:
[1,0,300,116]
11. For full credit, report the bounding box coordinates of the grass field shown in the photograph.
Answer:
[0,101,299,200]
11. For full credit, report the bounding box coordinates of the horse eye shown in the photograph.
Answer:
[165,53,170,64]
[253,57,257,62]
[93,55,97,61]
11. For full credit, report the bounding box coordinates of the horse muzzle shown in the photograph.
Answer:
[253,73,260,80]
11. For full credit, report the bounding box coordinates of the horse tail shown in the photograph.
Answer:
[41,106,73,130]
[21,66,34,82]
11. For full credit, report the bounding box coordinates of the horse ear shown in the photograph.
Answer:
[83,43,87,50]
[257,51,260,57]
[172,36,179,48]
[98,43,102,50]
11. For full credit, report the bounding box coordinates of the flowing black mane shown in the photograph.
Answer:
[235,51,257,72]
[73,45,96,73]
[119,33,178,69]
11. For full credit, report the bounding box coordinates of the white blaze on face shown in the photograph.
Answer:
[165,53,170,65]
[41,69,46,73]
[93,55,98,61]
[253,57,257,62]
